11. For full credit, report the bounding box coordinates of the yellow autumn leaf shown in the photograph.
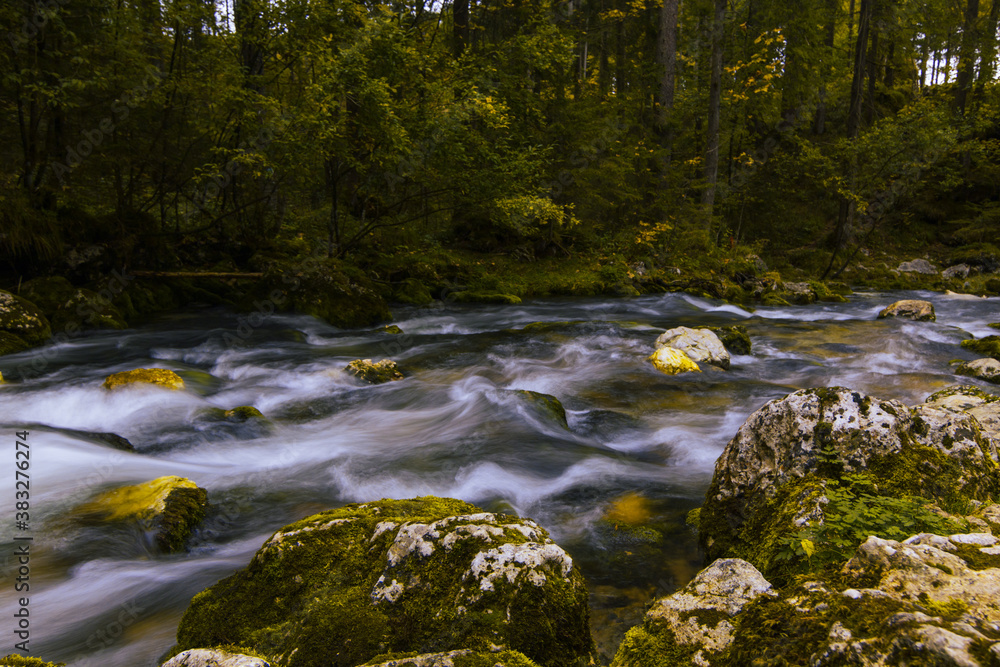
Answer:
[801,539,816,558]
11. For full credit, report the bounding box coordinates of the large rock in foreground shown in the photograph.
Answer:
[175,497,593,667]
[612,559,775,667]
[655,326,730,369]
[162,649,270,667]
[877,299,935,321]
[699,387,1000,576]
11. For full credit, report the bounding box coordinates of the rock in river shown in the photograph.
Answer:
[346,358,404,383]
[648,347,701,375]
[174,497,593,667]
[655,326,730,369]
[75,475,207,552]
[957,358,1000,384]
[877,299,936,322]
[162,649,271,667]
[103,368,185,390]
[697,387,1000,576]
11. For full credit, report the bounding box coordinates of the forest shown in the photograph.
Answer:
[2,0,1000,307]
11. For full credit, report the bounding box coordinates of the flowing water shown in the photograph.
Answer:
[0,289,998,666]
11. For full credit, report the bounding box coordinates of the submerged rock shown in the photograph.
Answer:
[75,475,207,552]
[0,290,51,346]
[224,406,266,422]
[611,559,775,667]
[957,358,1000,384]
[346,358,404,384]
[513,390,568,428]
[103,368,185,390]
[648,347,701,375]
[961,335,1000,361]
[162,649,270,667]
[175,497,593,667]
[698,387,1000,575]
[655,326,729,370]
[877,299,936,322]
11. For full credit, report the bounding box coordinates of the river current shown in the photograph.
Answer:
[0,289,997,665]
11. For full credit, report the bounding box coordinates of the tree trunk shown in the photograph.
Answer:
[454,0,470,57]
[956,0,981,114]
[655,0,679,147]
[823,0,872,278]
[701,0,726,224]
[814,0,839,134]
[976,0,1000,90]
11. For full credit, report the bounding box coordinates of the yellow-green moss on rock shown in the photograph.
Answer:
[0,331,30,356]
[0,290,51,346]
[346,358,404,384]
[0,656,65,666]
[961,335,1000,361]
[102,368,185,390]
[175,497,594,667]
[449,292,522,305]
[75,475,207,552]
[513,390,568,428]
[361,649,540,667]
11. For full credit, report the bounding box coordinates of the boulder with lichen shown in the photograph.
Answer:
[103,368,185,390]
[877,299,936,321]
[346,358,405,384]
[174,497,593,667]
[0,290,51,346]
[655,327,730,370]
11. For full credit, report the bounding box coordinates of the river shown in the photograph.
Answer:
[0,289,997,665]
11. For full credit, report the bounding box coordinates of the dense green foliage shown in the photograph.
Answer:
[2,0,1000,284]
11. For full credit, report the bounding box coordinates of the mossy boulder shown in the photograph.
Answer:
[512,390,568,428]
[611,559,776,667]
[162,648,271,666]
[174,497,593,667]
[75,475,207,552]
[103,368,185,390]
[0,657,65,666]
[648,347,700,375]
[346,358,405,384]
[0,331,31,356]
[450,292,522,305]
[961,336,1000,361]
[700,326,751,356]
[0,290,51,346]
[20,275,127,331]
[361,649,540,667]
[656,326,730,369]
[957,358,1000,385]
[225,406,266,422]
[394,278,434,306]
[248,259,392,329]
[877,299,936,322]
[380,325,405,334]
[698,387,1000,578]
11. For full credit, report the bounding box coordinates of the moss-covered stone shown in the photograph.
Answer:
[0,290,51,345]
[699,388,1000,579]
[513,390,568,428]
[224,406,266,422]
[20,276,128,331]
[877,299,936,322]
[0,331,29,356]
[161,648,271,666]
[961,335,1000,361]
[103,368,185,390]
[394,279,434,306]
[450,292,522,305]
[0,657,65,667]
[700,326,751,356]
[956,358,1000,384]
[346,358,405,384]
[75,476,207,552]
[175,497,593,667]
[361,649,540,667]
[246,259,392,329]
[380,325,405,334]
